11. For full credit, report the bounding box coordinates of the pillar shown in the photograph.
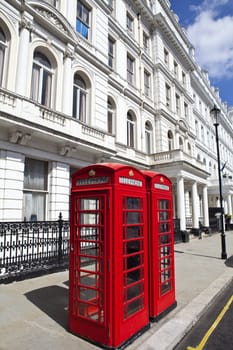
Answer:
[202,185,209,227]
[177,176,186,231]
[15,18,31,96]
[227,194,232,219]
[192,181,199,229]
[62,48,73,116]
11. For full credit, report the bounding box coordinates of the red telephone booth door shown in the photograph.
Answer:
[156,193,176,316]
[115,192,149,344]
[69,191,110,345]
[143,171,176,320]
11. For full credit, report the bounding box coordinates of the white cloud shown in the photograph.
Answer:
[187,1,233,79]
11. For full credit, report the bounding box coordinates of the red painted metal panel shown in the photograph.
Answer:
[69,164,149,349]
[142,171,176,320]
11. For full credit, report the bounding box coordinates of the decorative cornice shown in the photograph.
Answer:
[35,7,68,35]
[153,13,196,72]
[124,87,142,106]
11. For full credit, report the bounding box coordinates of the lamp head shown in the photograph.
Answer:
[210,105,221,125]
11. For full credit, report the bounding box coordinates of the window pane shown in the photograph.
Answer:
[31,52,52,106]
[79,90,86,121]
[24,158,48,190]
[73,86,78,117]
[31,64,40,101]
[42,70,52,107]
[23,192,46,221]
[73,75,87,121]
[76,1,90,39]
[125,197,141,209]
[0,46,5,86]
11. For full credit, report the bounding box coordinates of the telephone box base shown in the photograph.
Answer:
[150,301,177,322]
[69,323,150,350]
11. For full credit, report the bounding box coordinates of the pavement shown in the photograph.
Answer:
[1,231,233,350]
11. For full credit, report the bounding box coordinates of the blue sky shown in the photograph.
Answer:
[171,0,233,107]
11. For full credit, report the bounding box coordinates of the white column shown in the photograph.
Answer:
[202,185,209,227]
[15,23,30,96]
[177,176,186,231]
[192,181,199,229]
[62,50,73,116]
[49,162,70,220]
[227,194,232,216]
[0,150,24,221]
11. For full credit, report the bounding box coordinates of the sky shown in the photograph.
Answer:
[170,0,233,107]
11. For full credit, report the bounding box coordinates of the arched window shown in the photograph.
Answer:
[179,137,183,150]
[127,111,136,148]
[107,97,115,134]
[209,161,212,174]
[145,121,152,154]
[31,51,53,107]
[168,130,173,151]
[0,27,6,86]
[73,74,87,122]
[187,142,191,155]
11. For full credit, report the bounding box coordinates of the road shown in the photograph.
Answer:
[174,279,233,350]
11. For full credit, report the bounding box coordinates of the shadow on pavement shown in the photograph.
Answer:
[225,255,233,267]
[25,285,68,329]
[175,250,220,260]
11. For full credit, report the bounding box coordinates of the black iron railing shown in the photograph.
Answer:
[0,213,69,283]
[174,218,182,243]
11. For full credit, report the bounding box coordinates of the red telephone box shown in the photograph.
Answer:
[69,163,149,349]
[143,171,176,321]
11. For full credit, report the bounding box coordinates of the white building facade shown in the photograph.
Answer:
[0,0,233,233]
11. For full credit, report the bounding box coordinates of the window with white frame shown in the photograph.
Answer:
[201,125,204,141]
[126,12,134,34]
[108,36,115,68]
[23,158,48,221]
[76,0,90,39]
[73,73,87,122]
[182,71,186,86]
[127,54,135,84]
[168,130,173,151]
[143,31,149,53]
[144,69,151,97]
[145,121,152,154]
[187,142,191,155]
[195,120,199,137]
[0,27,7,86]
[127,111,136,148]
[165,84,171,108]
[175,93,180,115]
[164,48,169,66]
[199,99,202,113]
[31,51,53,107]
[173,60,178,78]
[107,97,115,134]
[184,102,188,118]
[179,137,183,150]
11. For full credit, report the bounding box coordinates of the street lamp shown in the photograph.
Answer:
[210,105,227,259]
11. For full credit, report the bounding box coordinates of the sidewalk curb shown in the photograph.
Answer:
[141,269,233,350]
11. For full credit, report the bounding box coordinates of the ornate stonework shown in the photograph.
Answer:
[35,7,68,35]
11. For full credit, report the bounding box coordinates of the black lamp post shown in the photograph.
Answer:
[210,105,227,259]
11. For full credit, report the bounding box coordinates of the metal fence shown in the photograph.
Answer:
[0,214,184,283]
[0,213,69,283]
